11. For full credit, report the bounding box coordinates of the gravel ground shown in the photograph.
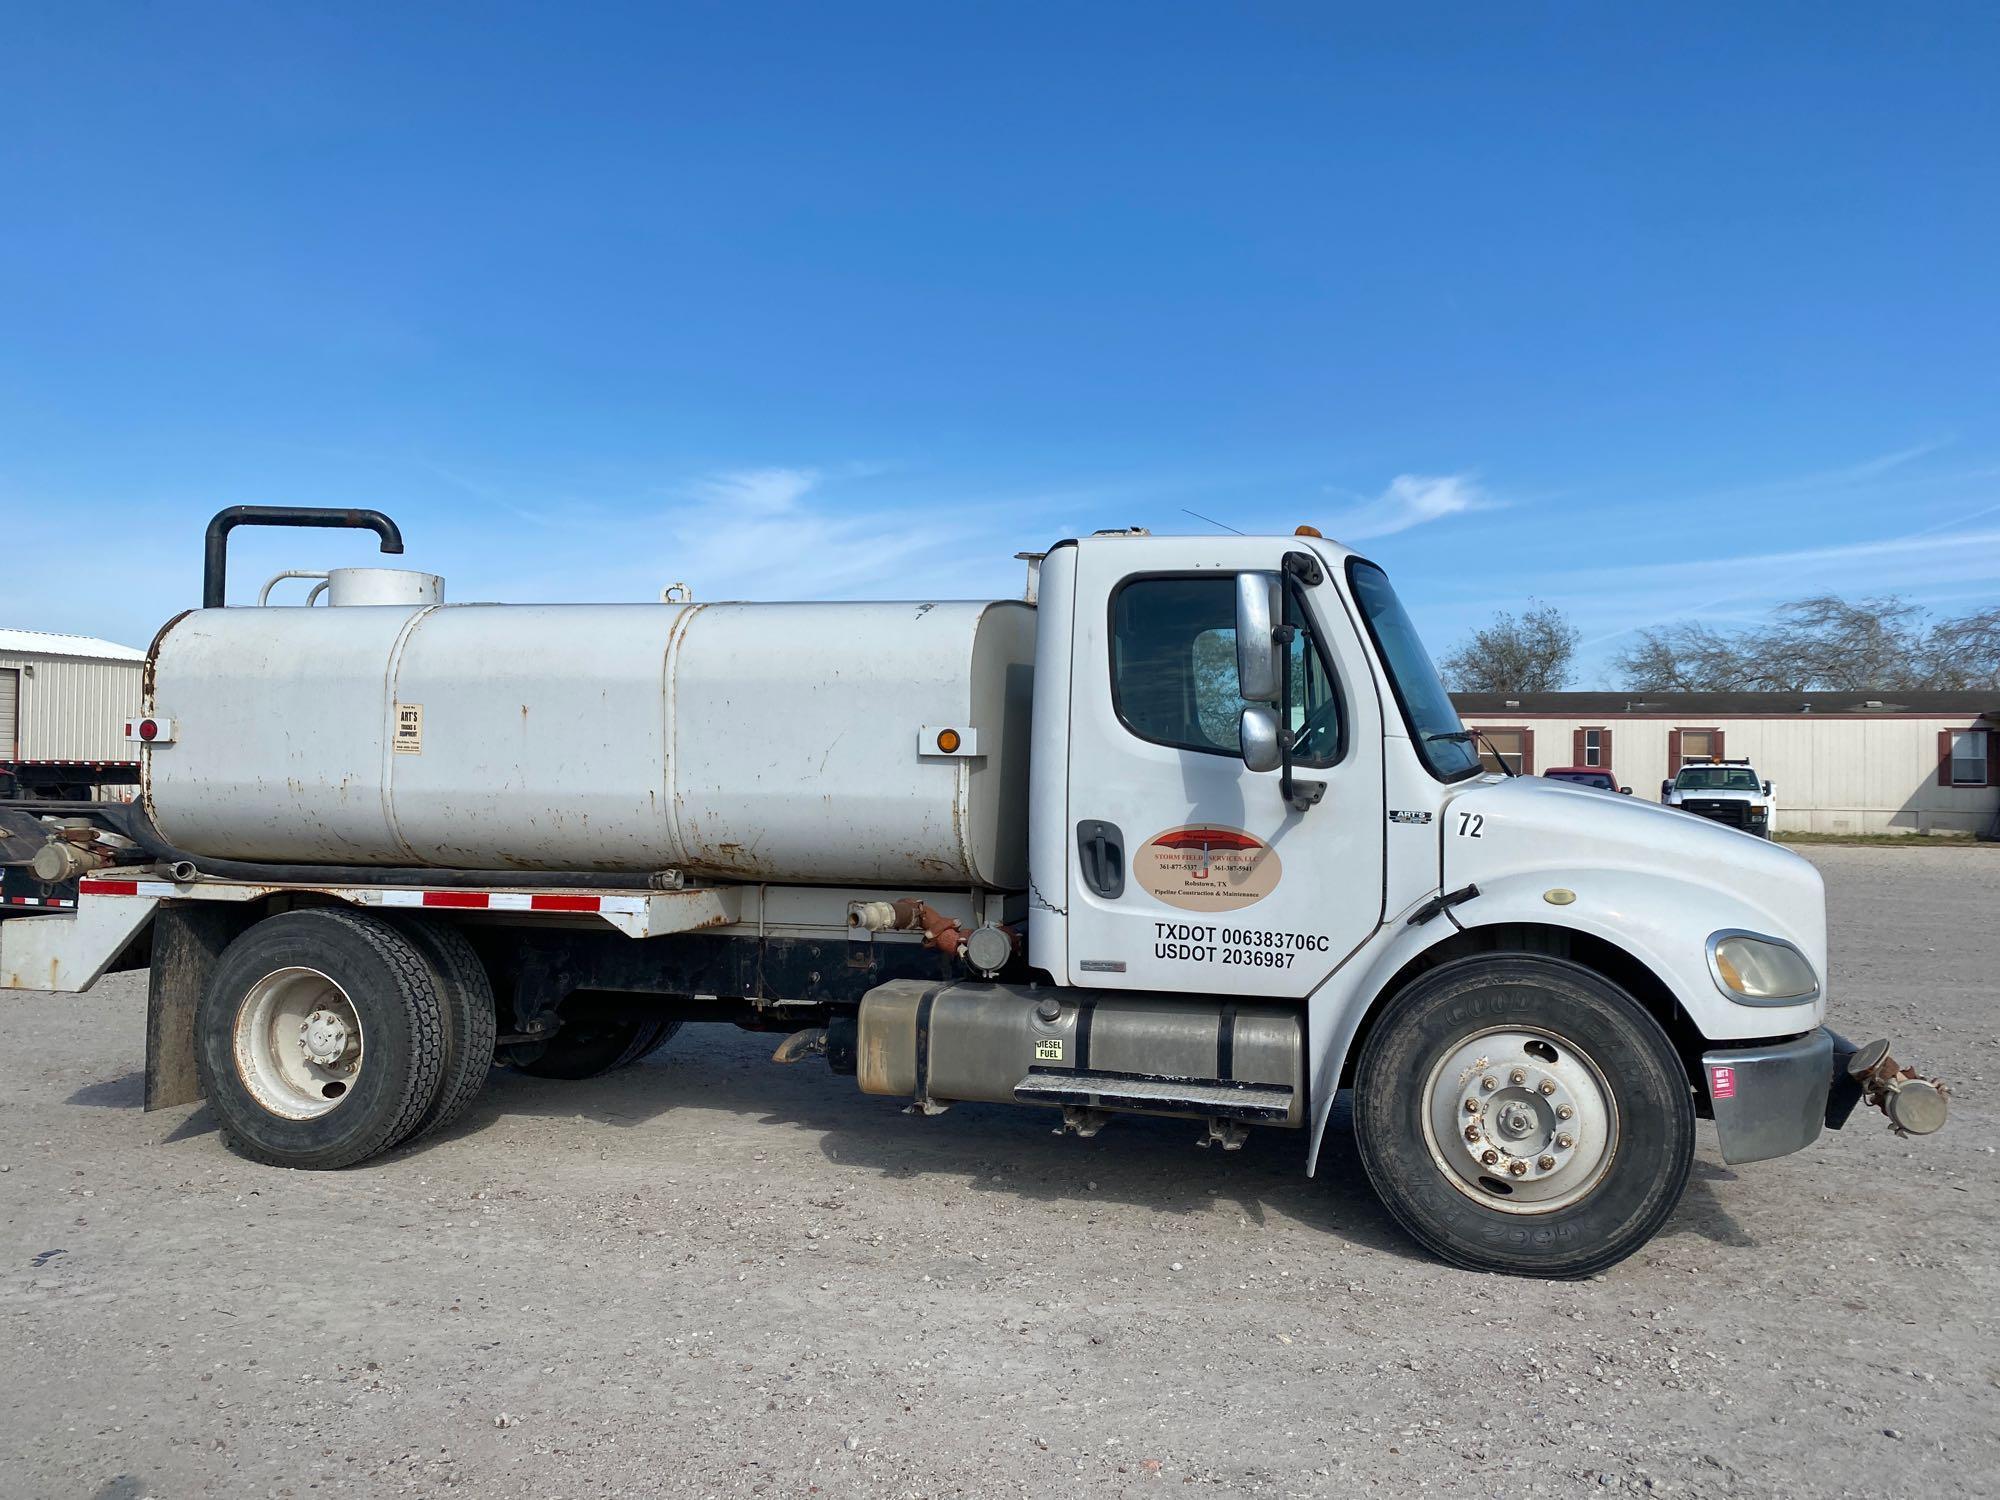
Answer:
[1,846,1994,1499]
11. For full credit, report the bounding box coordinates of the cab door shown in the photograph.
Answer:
[1061,539,1385,996]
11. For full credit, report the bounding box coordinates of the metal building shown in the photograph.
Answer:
[0,629,145,799]
[1452,692,2000,836]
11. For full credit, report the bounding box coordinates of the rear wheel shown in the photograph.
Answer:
[615,1017,685,1068]
[1353,954,1694,1278]
[196,909,447,1169]
[389,917,499,1142]
[508,1012,683,1080]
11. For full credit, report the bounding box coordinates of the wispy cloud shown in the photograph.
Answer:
[487,464,1095,606]
[1401,445,2000,664]
[1560,525,2000,648]
[1325,473,1497,541]
[1711,439,1950,499]
[685,466,822,516]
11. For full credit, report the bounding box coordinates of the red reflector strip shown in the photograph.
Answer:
[80,879,139,896]
[530,894,601,912]
[409,890,603,912]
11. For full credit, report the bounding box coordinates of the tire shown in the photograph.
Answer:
[1352,954,1695,1279]
[509,1013,679,1080]
[389,917,499,1143]
[616,1017,684,1069]
[195,909,448,1170]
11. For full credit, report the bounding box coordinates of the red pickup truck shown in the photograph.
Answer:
[1542,765,1631,794]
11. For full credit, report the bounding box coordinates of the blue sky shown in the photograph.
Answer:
[3,3,1996,682]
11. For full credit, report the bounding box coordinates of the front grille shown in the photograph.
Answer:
[1684,799,1751,827]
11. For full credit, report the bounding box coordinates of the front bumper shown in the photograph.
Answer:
[1679,799,1770,835]
[1702,1029,1834,1164]
[1702,1028,1949,1164]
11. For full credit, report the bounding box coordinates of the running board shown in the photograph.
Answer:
[1012,1068,1294,1123]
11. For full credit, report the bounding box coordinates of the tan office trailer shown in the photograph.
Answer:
[0,629,144,799]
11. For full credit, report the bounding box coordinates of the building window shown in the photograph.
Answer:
[1583,728,1602,767]
[1950,729,1990,787]
[1474,727,1531,776]
[1676,728,1722,766]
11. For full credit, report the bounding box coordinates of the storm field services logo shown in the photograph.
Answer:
[1134,824,1282,912]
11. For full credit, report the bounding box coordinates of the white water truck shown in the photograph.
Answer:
[0,506,1950,1276]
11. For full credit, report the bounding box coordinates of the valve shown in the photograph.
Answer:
[1846,1039,1949,1137]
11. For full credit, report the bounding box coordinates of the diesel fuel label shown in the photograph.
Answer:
[1134,824,1282,912]
[1155,922,1332,968]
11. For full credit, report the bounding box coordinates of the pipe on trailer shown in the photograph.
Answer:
[5,802,682,892]
[202,506,405,610]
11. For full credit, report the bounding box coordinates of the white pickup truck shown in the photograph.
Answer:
[0,507,1947,1278]
[1662,757,1776,838]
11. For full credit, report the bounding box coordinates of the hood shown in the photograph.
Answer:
[1442,774,1824,965]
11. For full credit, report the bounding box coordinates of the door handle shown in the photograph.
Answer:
[1075,819,1125,899]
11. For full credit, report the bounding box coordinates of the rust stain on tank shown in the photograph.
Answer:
[699,840,773,878]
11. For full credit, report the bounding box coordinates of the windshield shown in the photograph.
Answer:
[1675,766,1761,791]
[1347,559,1481,781]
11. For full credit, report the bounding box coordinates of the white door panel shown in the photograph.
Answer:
[1062,540,1385,996]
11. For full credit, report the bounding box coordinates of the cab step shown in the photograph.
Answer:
[1012,1067,1294,1122]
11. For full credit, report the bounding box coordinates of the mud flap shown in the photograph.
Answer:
[146,904,245,1111]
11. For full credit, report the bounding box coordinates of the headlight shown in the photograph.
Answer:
[1707,932,1818,1005]
[1748,804,1768,818]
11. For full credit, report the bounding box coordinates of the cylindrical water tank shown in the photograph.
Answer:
[143,598,1036,888]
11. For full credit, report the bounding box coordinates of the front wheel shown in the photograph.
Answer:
[1353,955,1694,1278]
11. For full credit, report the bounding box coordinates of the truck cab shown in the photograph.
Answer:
[0,511,1948,1279]
[1661,757,1776,838]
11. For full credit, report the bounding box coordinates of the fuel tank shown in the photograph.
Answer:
[144,596,1035,887]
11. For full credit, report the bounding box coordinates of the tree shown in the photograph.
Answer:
[1918,605,2000,689]
[1439,603,1579,693]
[1613,595,2000,693]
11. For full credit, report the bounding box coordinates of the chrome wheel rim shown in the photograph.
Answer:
[1419,1026,1619,1214]
[233,967,364,1120]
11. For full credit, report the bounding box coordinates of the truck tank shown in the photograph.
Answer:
[144,588,1036,888]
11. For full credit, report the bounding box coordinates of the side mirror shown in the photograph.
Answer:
[1660,780,1672,799]
[1620,786,1632,795]
[1234,572,1282,704]
[1240,705,1282,773]
[1763,780,1773,796]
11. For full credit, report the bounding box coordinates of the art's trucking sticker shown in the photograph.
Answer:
[1134,825,1282,913]
[1709,1064,1737,1100]
[393,702,424,754]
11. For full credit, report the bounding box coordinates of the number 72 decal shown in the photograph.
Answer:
[1457,812,1484,838]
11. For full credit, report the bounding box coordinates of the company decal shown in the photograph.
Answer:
[393,702,424,754]
[1709,1064,1737,1101]
[1388,810,1433,825]
[1135,825,1282,913]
